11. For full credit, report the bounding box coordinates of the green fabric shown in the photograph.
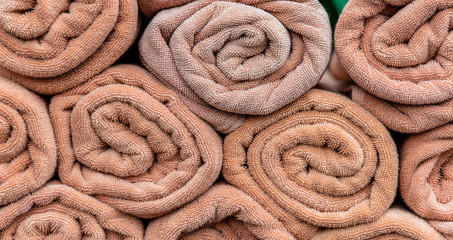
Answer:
[331,0,348,14]
[320,0,348,47]
[319,0,339,29]
[319,0,348,28]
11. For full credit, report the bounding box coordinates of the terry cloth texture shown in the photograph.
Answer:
[0,182,144,239]
[50,64,222,218]
[222,89,398,239]
[335,0,453,133]
[145,183,296,240]
[400,125,453,239]
[138,0,195,17]
[139,0,331,134]
[0,76,56,207]
[311,207,446,240]
[0,0,139,95]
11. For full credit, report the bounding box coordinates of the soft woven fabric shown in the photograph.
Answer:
[138,0,194,17]
[400,125,453,239]
[0,76,56,207]
[145,183,296,240]
[50,64,222,218]
[0,0,139,95]
[336,0,453,133]
[311,207,446,240]
[139,0,331,133]
[223,89,398,239]
[0,182,144,239]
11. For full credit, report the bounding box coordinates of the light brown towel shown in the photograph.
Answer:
[0,76,56,207]
[139,0,331,133]
[335,0,453,133]
[400,125,453,239]
[311,207,446,240]
[223,89,398,239]
[138,0,195,17]
[50,64,222,218]
[351,86,453,133]
[145,183,296,240]
[0,0,139,95]
[0,182,143,239]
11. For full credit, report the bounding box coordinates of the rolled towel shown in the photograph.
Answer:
[335,0,453,133]
[139,0,331,133]
[0,76,56,207]
[351,86,453,133]
[145,183,296,240]
[0,182,143,239]
[50,64,222,218]
[0,0,139,95]
[138,0,194,17]
[223,89,398,239]
[400,125,453,239]
[311,207,446,240]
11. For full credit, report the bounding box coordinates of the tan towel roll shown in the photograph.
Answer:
[145,183,296,240]
[0,182,144,239]
[0,76,56,207]
[336,0,453,133]
[139,0,331,133]
[311,207,446,240]
[223,89,398,239]
[400,125,453,239]
[0,0,139,94]
[50,64,222,218]
[138,0,195,17]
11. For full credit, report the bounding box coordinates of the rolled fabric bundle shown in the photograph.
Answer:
[0,0,139,95]
[400,125,453,239]
[139,0,331,133]
[145,183,296,240]
[223,89,398,239]
[0,182,143,239]
[50,64,222,218]
[335,0,453,133]
[311,207,446,240]
[138,0,194,17]
[350,86,453,133]
[0,76,56,207]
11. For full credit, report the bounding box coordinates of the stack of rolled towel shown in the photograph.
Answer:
[334,0,453,239]
[0,0,450,239]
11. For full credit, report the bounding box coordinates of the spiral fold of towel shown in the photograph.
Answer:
[50,65,222,218]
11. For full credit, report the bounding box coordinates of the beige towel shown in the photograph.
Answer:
[139,0,331,133]
[0,0,139,94]
[0,182,144,239]
[138,0,195,17]
[50,64,222,218]
[335,0,453,133]
[145,183,296,240]
[400,125,453,239]
[311,207,446,240]
[223,89,398,239]
[351,86,453,133]
[0,76,56,207]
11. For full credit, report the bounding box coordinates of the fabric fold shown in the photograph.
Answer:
[400,125,453,239]
[145,183,296,240]
[335,0,453,133]
[351,86,453,133]
[0,0,139,95]
[0,182,144,239]
[223,89,398,239]
[0,76,56,207]
[138,0,194,17]
[311,207,446,240]
[50,64,222,218]
[139,0,331,133]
